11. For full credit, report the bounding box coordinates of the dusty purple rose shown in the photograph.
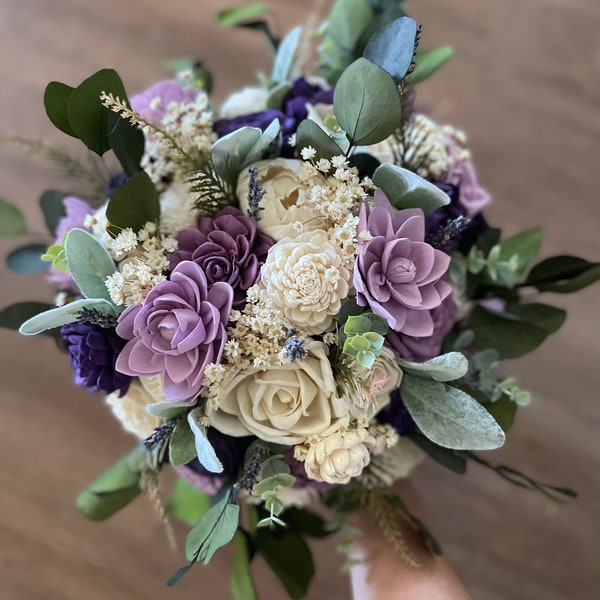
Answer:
[131,79,200,125]
[214,77,333,158]
[441,157,491,217]
[385,295,457,362]
[61,321,132,396]
[115,261,233,401]
[170,207,273,308]
[354,190,451,336]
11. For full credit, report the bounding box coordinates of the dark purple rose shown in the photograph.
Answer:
[377,389,417,435]
[386,295,457,362]
[170,207,273,308]
[115,261,233,401]
[61,321,132,396]
[354,190,452,336]
[214,77,333,158]
[131,79,200,125]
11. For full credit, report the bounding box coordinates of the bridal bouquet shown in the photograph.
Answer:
[1,0,598,597]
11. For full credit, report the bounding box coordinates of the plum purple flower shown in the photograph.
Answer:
[169,207,273,308]
[353,190,451,336]
[115,261,233,401]
[61,321,132,396]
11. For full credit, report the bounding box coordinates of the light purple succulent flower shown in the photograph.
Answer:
[170,207,273,308]
[353,190,452,336]
[131,79,200,126]
[115,261,233,401]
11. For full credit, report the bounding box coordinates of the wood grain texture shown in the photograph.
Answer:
[0,1,598,598]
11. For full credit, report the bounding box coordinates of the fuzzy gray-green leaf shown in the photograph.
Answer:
[396,352,468,382]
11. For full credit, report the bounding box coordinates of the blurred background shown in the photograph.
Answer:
[0,1,598,598]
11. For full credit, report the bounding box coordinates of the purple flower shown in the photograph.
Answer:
[385,295,457,362]
[377,389,417,435]
[115,261,233,401]
[61,321,132,396]
[131,79,200,126]
[441,157,491,217]
[170,207,273,308]
[214,77,333,158]
[353,190,451,336]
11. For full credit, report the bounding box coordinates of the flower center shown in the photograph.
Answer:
[386,257,416,284]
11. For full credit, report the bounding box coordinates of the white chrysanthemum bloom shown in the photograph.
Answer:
[219,86,268,118]
[208,340,349,445]
[237,158,326,241]
[105,375,164,439]
[158,179,199,238]
[299,423,376,484]
[261,230,351,335]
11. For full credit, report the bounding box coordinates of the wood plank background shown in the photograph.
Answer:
[0,1,598,598]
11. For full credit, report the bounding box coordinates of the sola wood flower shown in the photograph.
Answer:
[170,207,273,308]
[115,261,233,401]
[354,190,451,336]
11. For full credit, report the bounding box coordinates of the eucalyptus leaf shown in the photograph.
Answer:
[333,57,402,146]
[167,478,211,526]
[211,126,262,184]
[68,68,128,156]
[169,417,198,467]
[64,228,116,300]
[266,82,291,110]
[147,400,194,419]
[108,111,144,176]
[218,4,268,28]
[106,170,160,236]
[373,163,450,212]
[401,375,505,450]
[188,409,224,473]
[6,244,49,274]
[396,352,468,382]
[231,531,258,600]
[484,229,541,285]
[296,119,345,162]
[409,46,454,85]
[468,303,566,359]
[0,199,26,237]
[272,26,302,84]
[43,81,75,137]
[523,255,600,293]
[363,17,417,83]
[39,190,68,235]
[19,298,117,335]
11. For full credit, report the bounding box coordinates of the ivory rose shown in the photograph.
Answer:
[208,341,348,445]
[237,158,325,241]
[261,230,351,334]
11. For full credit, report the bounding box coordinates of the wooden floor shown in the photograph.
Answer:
[0,1,598,598]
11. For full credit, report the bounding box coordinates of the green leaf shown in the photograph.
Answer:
[266,82,291,110]
[409,46,454,85]
[396,352,468,382]
[188,409,224,473]
[0,302,53,333]
[106,170,160,236]
[363,17,417,83]
[218,4,268,28]
[64,228,116,300]
[272,26,302,84]
[169,417,198,467]
[401,374,505,450]
[44,81,76,137]
[296,119,345,162]
[333,57,402,146]
[256,528,314,599]
[523,255,600,293]
[146,400,194,419]
[167,478,211,526]
[68,68,128,156]
[406,431,467,474]
[283,507,336,538]
[108,111,144,176]
[19,298,117,335]
[0,199,26,237]
[484,229,541,285]
[185,493,240,564]
[39,190,68,235]
[468,303,566,359]
[76,445,145,521]
[6,244,48,274]
[372,163,450,213]
[231,531,258,600]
